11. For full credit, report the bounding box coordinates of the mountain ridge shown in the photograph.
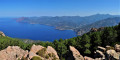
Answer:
[75,17,120,35]
[16,14,120,35]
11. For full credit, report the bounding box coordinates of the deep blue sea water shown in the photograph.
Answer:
[0,18,77,42]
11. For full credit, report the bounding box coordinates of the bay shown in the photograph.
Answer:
[0,18,77,42]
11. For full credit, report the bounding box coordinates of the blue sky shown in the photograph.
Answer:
[0,0,120,17]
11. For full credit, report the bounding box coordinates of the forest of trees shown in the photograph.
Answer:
[0,23,120,60]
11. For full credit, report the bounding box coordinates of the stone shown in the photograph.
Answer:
[30,44,44,53]
[84,56,94,60]
[47,46,59,59]
[69,46,84,60]
[29,45,59,60]
[115,44,120,52]
[0,46,28,60]
[97,46,106,52]
[106,50,119,60]
[94,50,105,59]
[0,31,5,36]
[29,51,39,59]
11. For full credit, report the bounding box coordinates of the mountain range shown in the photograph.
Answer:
[75,17,120,35]
[16,14,120,35]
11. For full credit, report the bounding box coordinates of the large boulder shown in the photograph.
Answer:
[97,46,106,53]
[0,31,5,36]
[115,44,120,52]
[29,44,59,60]
[94,50,105,59]
[84,56,94,60]
[29,44,44,59]
[106,50,119,60]
[29,51,39,59]
[47,46,59,59]
[69,46,84,60]
[0,46,28,60]
[30,44,44,53]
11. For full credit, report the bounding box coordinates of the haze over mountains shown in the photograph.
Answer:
[17,14,120,35]
[75,17,120,35]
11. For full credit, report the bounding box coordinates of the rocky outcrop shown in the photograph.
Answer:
[29,44,59,60]
[94,50,105,59]
[0,31,5,36]
[0,44,120,60]
[97,46,106,52]
[30,44,44,53]
[70,44,120,60]
[47,46,59,59]
[0,46,28,60]
[69,46,84,60]
[29,51,38,59]
[84,56,94,60]
[0,45,59,60]
[93,45,120,60]
[115,44,120,52]
[106,50,119,60]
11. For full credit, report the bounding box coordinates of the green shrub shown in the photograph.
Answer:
[36,48,46,57]
[18,58,20,60]
[45,55,49,59]
[31,56,42,60]
[52,57,58,60]
[51,53,56,58]
[21,57,28,60]
[106,46,114,50]
[48,53,52,57]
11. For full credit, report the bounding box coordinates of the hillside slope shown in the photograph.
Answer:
[75,17,120,35]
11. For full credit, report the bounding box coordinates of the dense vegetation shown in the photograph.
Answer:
[0,37,32,50]
[0,23,120,60]
[34,23,120,59]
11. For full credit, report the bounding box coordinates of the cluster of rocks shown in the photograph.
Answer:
[69,46,84,60]
[70,44,120,60]
[0,44,59,60]
[0,31,5,36]
[0,42,120,60]
[29,44,59,60]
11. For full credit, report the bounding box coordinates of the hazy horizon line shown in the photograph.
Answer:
[0,13,120,18]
